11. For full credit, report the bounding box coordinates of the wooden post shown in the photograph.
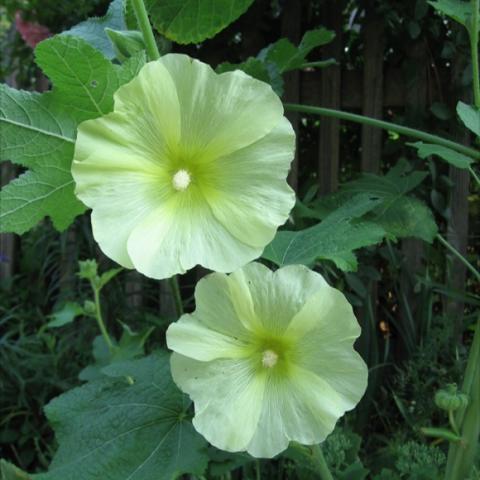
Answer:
[400,39,429,349]
[318,0,343,195]
[361,3,385,173]
[445,48,471,336]
[281,0,302,190]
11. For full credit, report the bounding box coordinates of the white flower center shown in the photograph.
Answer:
[172,169,191,191]
[262,349,278,368]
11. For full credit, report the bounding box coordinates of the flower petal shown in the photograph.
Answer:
[246,366,353,458]
[171,353,265,452]
[166,313,250,361]
[191,272,255,339]
[229,264,328,336]
[126,188,261,279]
[72,60,182,267]
[159,54,284,159]
[203,117,296,248]
[287,286,368,408]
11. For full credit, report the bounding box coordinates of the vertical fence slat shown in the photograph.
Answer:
[445,52,471,336]
[361,4,385,173]
[281,0,302,190]
[317,1,343,195]
[400,40,428,348]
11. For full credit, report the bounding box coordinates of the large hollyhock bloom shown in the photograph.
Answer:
[72,54,295,279]
[166,263,368,458]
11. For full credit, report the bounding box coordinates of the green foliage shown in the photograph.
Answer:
[78,325,153,380]
[127,0,254,44]
[105,28,145,61]
[0,35,145,234]
[457,101,480,136]
[62,0,125,59]
[37,353,208,480]
[47,302,84,328]
[428,0,475,28]
[0,84,81,233]
[217,28,334,95]
[263,194,385,271]
[339,160,438,242]
[410,141,473,168]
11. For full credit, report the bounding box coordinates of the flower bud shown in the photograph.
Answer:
[105,29,145,62]
[83,300,97,317]
[434,384,469,411]
[78,259,98,281]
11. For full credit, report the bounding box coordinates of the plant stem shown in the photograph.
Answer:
[93,288,114,351]
[436,234,480,282]
[311,445,334,480]
[131,0,160,61]
[284,103,480,160]
[255,460,261,480]
[470,0,480,107]
[444,316,480,479]
[301,59,337,69]
[169,276,184,317]
[469,166,480,187]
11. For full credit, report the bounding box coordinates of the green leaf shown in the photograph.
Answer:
[47,302,84,328]
[216,57,284,95]
[259,28,335,73]
[374,196,438,243]
[263,194,385,271]
[216,28,333,95]
[98,267,123,290]
[105,28,146,61]
[0,36,144,234]
[39,353,208,480]
[62,0,126,59]
[457,100,480,136]
[341,160,438,242]
[409,141,473,169]
[35,35,122,122]
[146,0,254,44]
[428,0,473,27]
[0,460,31,480]
[79,324,154,381]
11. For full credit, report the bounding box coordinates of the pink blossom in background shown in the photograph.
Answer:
[15,11,51,48]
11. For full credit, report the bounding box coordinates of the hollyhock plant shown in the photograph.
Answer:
[166,262,368,458]
[72,54,295,280]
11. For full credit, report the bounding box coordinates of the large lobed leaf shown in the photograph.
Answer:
[263,194,385,271]
[36,352,208,480]
[126,0,254,44]
[340,160,438,243]
[0,35,145,234]
[62,0,126,59]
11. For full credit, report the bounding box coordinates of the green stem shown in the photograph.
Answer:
[436,234,480,282]
[470,0,480,107]
[448,409,460,436]
[169,276,184,317]
[93,288,114,351]
[255,460,261,480]
[284,103,480,160]
[444,316,480,479]
[311,445,334,480]
[469,166,480,187]
[131,0,160,61]
[301,59,337,69]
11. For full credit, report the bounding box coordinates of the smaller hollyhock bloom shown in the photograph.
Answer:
[72,54,295,280]
[166,263,368,458]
